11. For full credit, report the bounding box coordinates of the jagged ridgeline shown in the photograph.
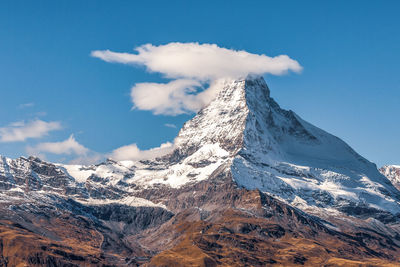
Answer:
[1,77,400,266]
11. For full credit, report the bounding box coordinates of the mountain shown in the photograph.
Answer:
[168,77,400,219]
[380,165,400,190]
[0,76,400,266]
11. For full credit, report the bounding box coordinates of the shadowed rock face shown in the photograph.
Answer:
[0,77,400,266]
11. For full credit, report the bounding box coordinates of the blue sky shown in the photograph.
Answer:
[0,1,399,166]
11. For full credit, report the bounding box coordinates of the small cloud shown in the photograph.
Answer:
[130,76,230,115]
[18,102,35,109]
[164,123,177,128]
[0,120,61,142]
[27,134,89,156]
[109,142,174,161]
[68,141,174,165]
[131,79,203,115]
[92,42,302,115]
[27,135,102,165]
[25,134,174,165]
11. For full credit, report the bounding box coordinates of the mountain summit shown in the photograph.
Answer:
[0,76,400,266]
[131,76,400,218]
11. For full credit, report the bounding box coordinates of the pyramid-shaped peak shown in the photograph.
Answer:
[172,75,286,161]
[244,75,270,94]
[203,76,271,111]
[221,75,270,98]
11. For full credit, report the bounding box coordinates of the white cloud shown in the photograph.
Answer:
[130,76,236,115]
[91,42,302,80]
[164,123,177,128]
[69,141,174,164]
[27,135,89,156]
[131,79,203,115]
[92,42,302,115]
[25,134,174,164]
[109,142,174,161]
[0,120,61,142]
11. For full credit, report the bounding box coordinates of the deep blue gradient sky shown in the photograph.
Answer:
[0,1,399,166]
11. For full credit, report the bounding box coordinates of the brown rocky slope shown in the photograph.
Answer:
[2,172,400,266]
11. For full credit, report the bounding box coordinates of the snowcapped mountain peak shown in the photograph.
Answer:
[154,76,399,218]
[173,78,248,155]
[244,74,271,99]
[0,77,399,221]
[172,76,273,155]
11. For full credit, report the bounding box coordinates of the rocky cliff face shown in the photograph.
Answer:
[0,76,400,266]
[380,165,400,190]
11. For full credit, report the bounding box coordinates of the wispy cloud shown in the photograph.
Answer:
[164,123,177,128]
[26,134,89,156]
[109,142,174,161]
[26,134,174,164]
[67,141,174,164]
[0,119,61,142]
[92,42,302,115]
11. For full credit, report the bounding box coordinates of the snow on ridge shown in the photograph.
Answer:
[58,159,136,185]
[77,195,167,209]
[382,164,400,168]
[127,143,230,188]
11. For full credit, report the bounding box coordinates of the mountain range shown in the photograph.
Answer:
[0,77,399,266]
